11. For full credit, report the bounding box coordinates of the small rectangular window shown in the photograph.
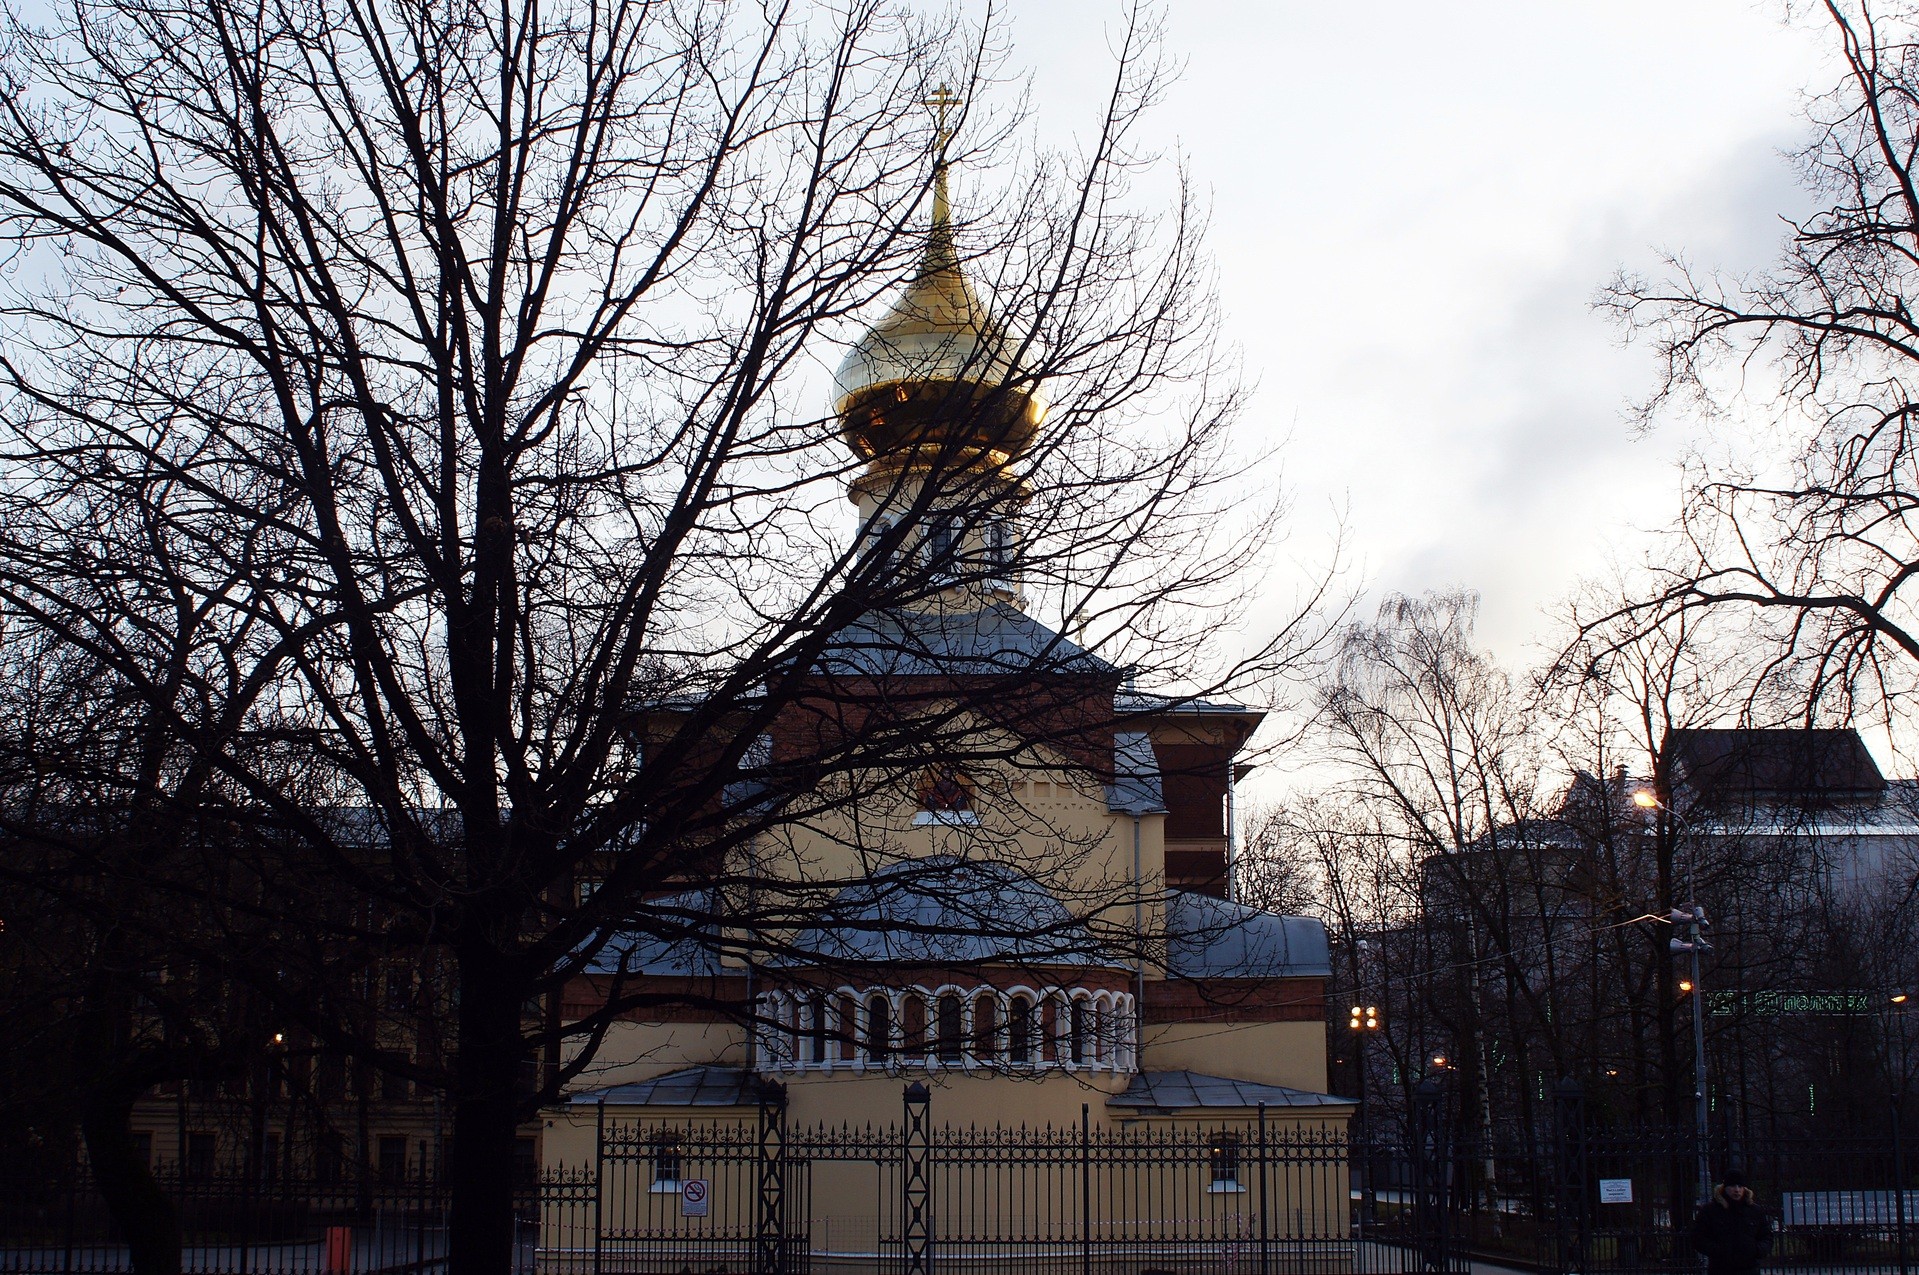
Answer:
[652,1136,683,1192]
[1209,1134,1245,1193]
[185,1132,216,1178]
[378,1135,408,1184]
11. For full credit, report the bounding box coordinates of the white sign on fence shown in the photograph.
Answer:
[1599,1179,1634,1204]
[681,1178,709,1217]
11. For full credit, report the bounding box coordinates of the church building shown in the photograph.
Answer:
[542,145,1348,1227]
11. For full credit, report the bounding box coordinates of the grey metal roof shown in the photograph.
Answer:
[1108,1070,1352,1111]
[811,603,1112,678]
[587,889,729,977]
[1113,690,1263,718]
[569,1066,768,1108]
[1106,731,1167,815]
[1164,892,1331,979]
[774,855,1120,968]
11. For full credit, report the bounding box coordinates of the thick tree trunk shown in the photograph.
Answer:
[447,944,526,1275]
[81,1090,181,1275]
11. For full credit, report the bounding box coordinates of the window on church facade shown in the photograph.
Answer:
[652,1135,683,1191]
[900,993,926,1056]
[837,995,859,1061]
[1209,1134,1244,1192]
[808,994,828,1064]
[864,994,891,1062]
[923,517,957,573]
[972,995,998,1061]
[781,1000,801,1064]
[1068,999,1088,1066]
[935,994,964,1062]
[986,518,1012,571]
[914,764,977,825]
[1007,996,1033,1065]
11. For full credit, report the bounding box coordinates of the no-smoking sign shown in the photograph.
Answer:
[681,1178,709,1217]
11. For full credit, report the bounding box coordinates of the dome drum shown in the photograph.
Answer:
[837,377,1043,466]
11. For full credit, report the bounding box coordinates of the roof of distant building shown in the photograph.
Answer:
[1113,689,1263,718]
[1163,891,1331,979]
[1107,1070,1351,1111]
[1668,728,1886,799]
[585,889,732,977]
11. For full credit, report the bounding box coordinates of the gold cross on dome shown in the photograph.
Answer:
[925,84,961,154]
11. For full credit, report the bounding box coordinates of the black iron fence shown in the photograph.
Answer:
[10,1078,1919,1275]
[1369,1080,1919,1275]
[0,1166,463,1275]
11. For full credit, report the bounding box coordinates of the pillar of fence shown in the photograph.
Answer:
[1555,1078,1590,1275]
[1080,1103,1093,1275]
[758,1079,788,1275]
[1895,1092,1911,1275]
[1412,1077,1449,1274]
[592,1100,606,1275]
[902,1082,931,1275]
[1257,1102,1272,1275]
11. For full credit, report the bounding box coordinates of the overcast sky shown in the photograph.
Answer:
[1003,2,1831,671]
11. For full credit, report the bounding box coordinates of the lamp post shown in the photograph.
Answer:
[1634,788,1713,1206]
[1349,1002,1381,1226]
[1889,992,1912,1275]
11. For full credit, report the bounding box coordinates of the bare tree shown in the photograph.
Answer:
[1599,0,1919,721]
[0,2,1327,1272]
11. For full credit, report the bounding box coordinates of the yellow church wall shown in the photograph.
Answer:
[756,715,1168,915]
[1142,1020,1335,1094]
[782,1067,1130,1129]
[561,1019,749,1092]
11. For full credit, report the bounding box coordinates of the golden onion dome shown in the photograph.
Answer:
[833,164,1044,467]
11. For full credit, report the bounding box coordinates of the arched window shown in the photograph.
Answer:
[986,518,1013,571]
[1042,994,1069,1064]
[781,997,801,1066]
[866,516,898,565]
[865,994,892,1063]
[923,516,957,572]
[972,995,999,1062]
[837,995,859,1062]
[900,993,926,1058]
[1069,999,1088,1067]
[1007,997,1034,1066]
[936,994,964,1063]
[808,994,828,1064]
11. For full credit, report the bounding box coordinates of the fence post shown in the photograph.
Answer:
[592,1099,606,1275]
[902,1081,930,1275]
[1080,1102,1092,1275]
[1257,1101,1271,1275]
[1412,1077,1449,1273]
[1555,1078,1589,1275]
[758,1078,789,1275]
[1896,1093,1910,1275]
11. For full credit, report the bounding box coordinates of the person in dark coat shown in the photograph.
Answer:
[1690,1169,1773,1275]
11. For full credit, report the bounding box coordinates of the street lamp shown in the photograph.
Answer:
[1636,786,1714,1206]
[1350,1004,1382,1226]
[1886,993,1913,1275]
